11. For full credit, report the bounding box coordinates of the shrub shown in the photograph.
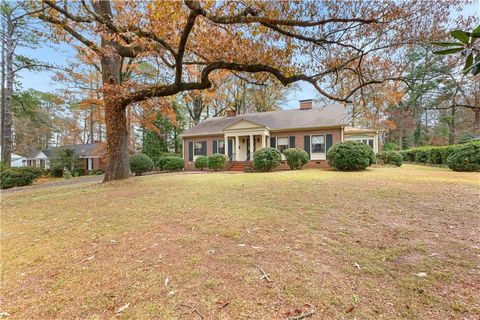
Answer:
[377,151,403,167]
[155,152,182,171]
[0,168,37,189]
[446,143,480,172]
[48,166,64,177]
[283,148,309,170]
[382,142,398,151]
[63,169,73,179]
[194,156,208,170]
[207,153,227,170]
[162,156,184,171]
[327,141,376,171]
[129,153,154,176]
[16,167,43,179]
[253,147,282,172]
[414,148,429,163]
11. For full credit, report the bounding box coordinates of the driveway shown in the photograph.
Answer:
[1,175,104,194]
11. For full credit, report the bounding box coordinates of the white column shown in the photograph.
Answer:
[224,134,229,159]
[261,133,266,149]
[235,135,239,161]
[249,135,254,160]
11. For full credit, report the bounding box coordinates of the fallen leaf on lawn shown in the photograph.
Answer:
[0,312,11,318]
[414,272,427,277]
[238,244,246,247]
[353,262,361,269]
[164,277,169,286]
[116,303,130,314]
[80,255,95,263]
[168,291,175,297]
[345,304,355,313]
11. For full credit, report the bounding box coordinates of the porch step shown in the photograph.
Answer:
[229,161,252,172]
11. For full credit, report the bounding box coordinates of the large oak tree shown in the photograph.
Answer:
[36,0,462,181]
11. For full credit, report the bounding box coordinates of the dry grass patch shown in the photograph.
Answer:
[1,164,479,319]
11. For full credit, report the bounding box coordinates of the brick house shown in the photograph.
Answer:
[181,100,381,171]
[25,143,109,173]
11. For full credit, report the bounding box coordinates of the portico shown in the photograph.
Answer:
[223,119,270,161]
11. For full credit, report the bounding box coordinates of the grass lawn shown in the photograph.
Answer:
[1,164,479,319]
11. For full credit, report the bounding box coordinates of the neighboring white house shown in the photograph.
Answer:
[0,147,27,167]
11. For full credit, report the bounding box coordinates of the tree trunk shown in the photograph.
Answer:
[93,0,131,181]
[448,106,456,145]
[2,14,14,167]
[474,107,480,134]
[1,17,6,159]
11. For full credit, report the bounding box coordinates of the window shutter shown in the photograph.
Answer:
[270,137,276,148]
[289,136,295,148]
[228,139,233,159]
[212,140,217,154]
[201,141,207,155]
[326,134,333,152]
[188,141,193,161]
[304,135,310,159]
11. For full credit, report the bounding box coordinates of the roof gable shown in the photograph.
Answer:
[224,119,266,131]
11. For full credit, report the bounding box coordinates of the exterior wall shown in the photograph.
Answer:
[270,127,342,169]
[183,127,342,170]
[183,135,224,170]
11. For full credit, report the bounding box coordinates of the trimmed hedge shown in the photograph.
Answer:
[327,141,376,171]
[194,156,208,170]
[400,142,480,170]
[0,167,38,189]
[446,143,480,172]
[161,156,184,171]
[129,153,154,176]
[207,153,227,170]
[253,147,282,172]
[377,151,403,167]
[283,148,309,170]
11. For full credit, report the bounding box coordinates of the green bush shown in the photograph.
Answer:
[446,143,480,172]
[414,148,429,163]
[162,156,184,171]
[253,147,282,172]
[155,152,182,171]
[382,142,398,151]
[327,141,376,171]
[377,151,403,167]
[129,153,154,176]
[207,153,227,170]
[0,168,37,189]
[16,167,43,179]
[283,148,309,170]
[194,156,208,170]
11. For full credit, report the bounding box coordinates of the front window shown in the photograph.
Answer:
[311,135,325,153]
[277,137,289,153]
[218,140,225,154]
[194,142,204,157]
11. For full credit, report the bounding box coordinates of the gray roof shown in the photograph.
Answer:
[36,143,103,158]
[182,104,348,137]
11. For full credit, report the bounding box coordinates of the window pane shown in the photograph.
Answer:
[194,142,203,155]
[368,139,374,149]
[218,140,225,154]
[312,135,325,153]
[312,135,324,144]
[277,137,289,145]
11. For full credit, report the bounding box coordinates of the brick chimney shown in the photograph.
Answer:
[226,110,237,117]
[299,99,313,110]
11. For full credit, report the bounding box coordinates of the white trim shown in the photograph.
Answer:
[193,140,205,160]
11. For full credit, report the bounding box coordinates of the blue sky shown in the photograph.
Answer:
[17,2,479,110]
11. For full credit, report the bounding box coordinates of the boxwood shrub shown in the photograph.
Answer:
[0,168,37,189]
[400,142,480,171]
[162,156,184,171]
[446,143,480,172]
[194,155,208,170]
[129,153,154,176]
[207,153,227,170]
[283,148,309,170]
[327,141,376,171]
[253,147,282,172]
[377,151,403,167]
